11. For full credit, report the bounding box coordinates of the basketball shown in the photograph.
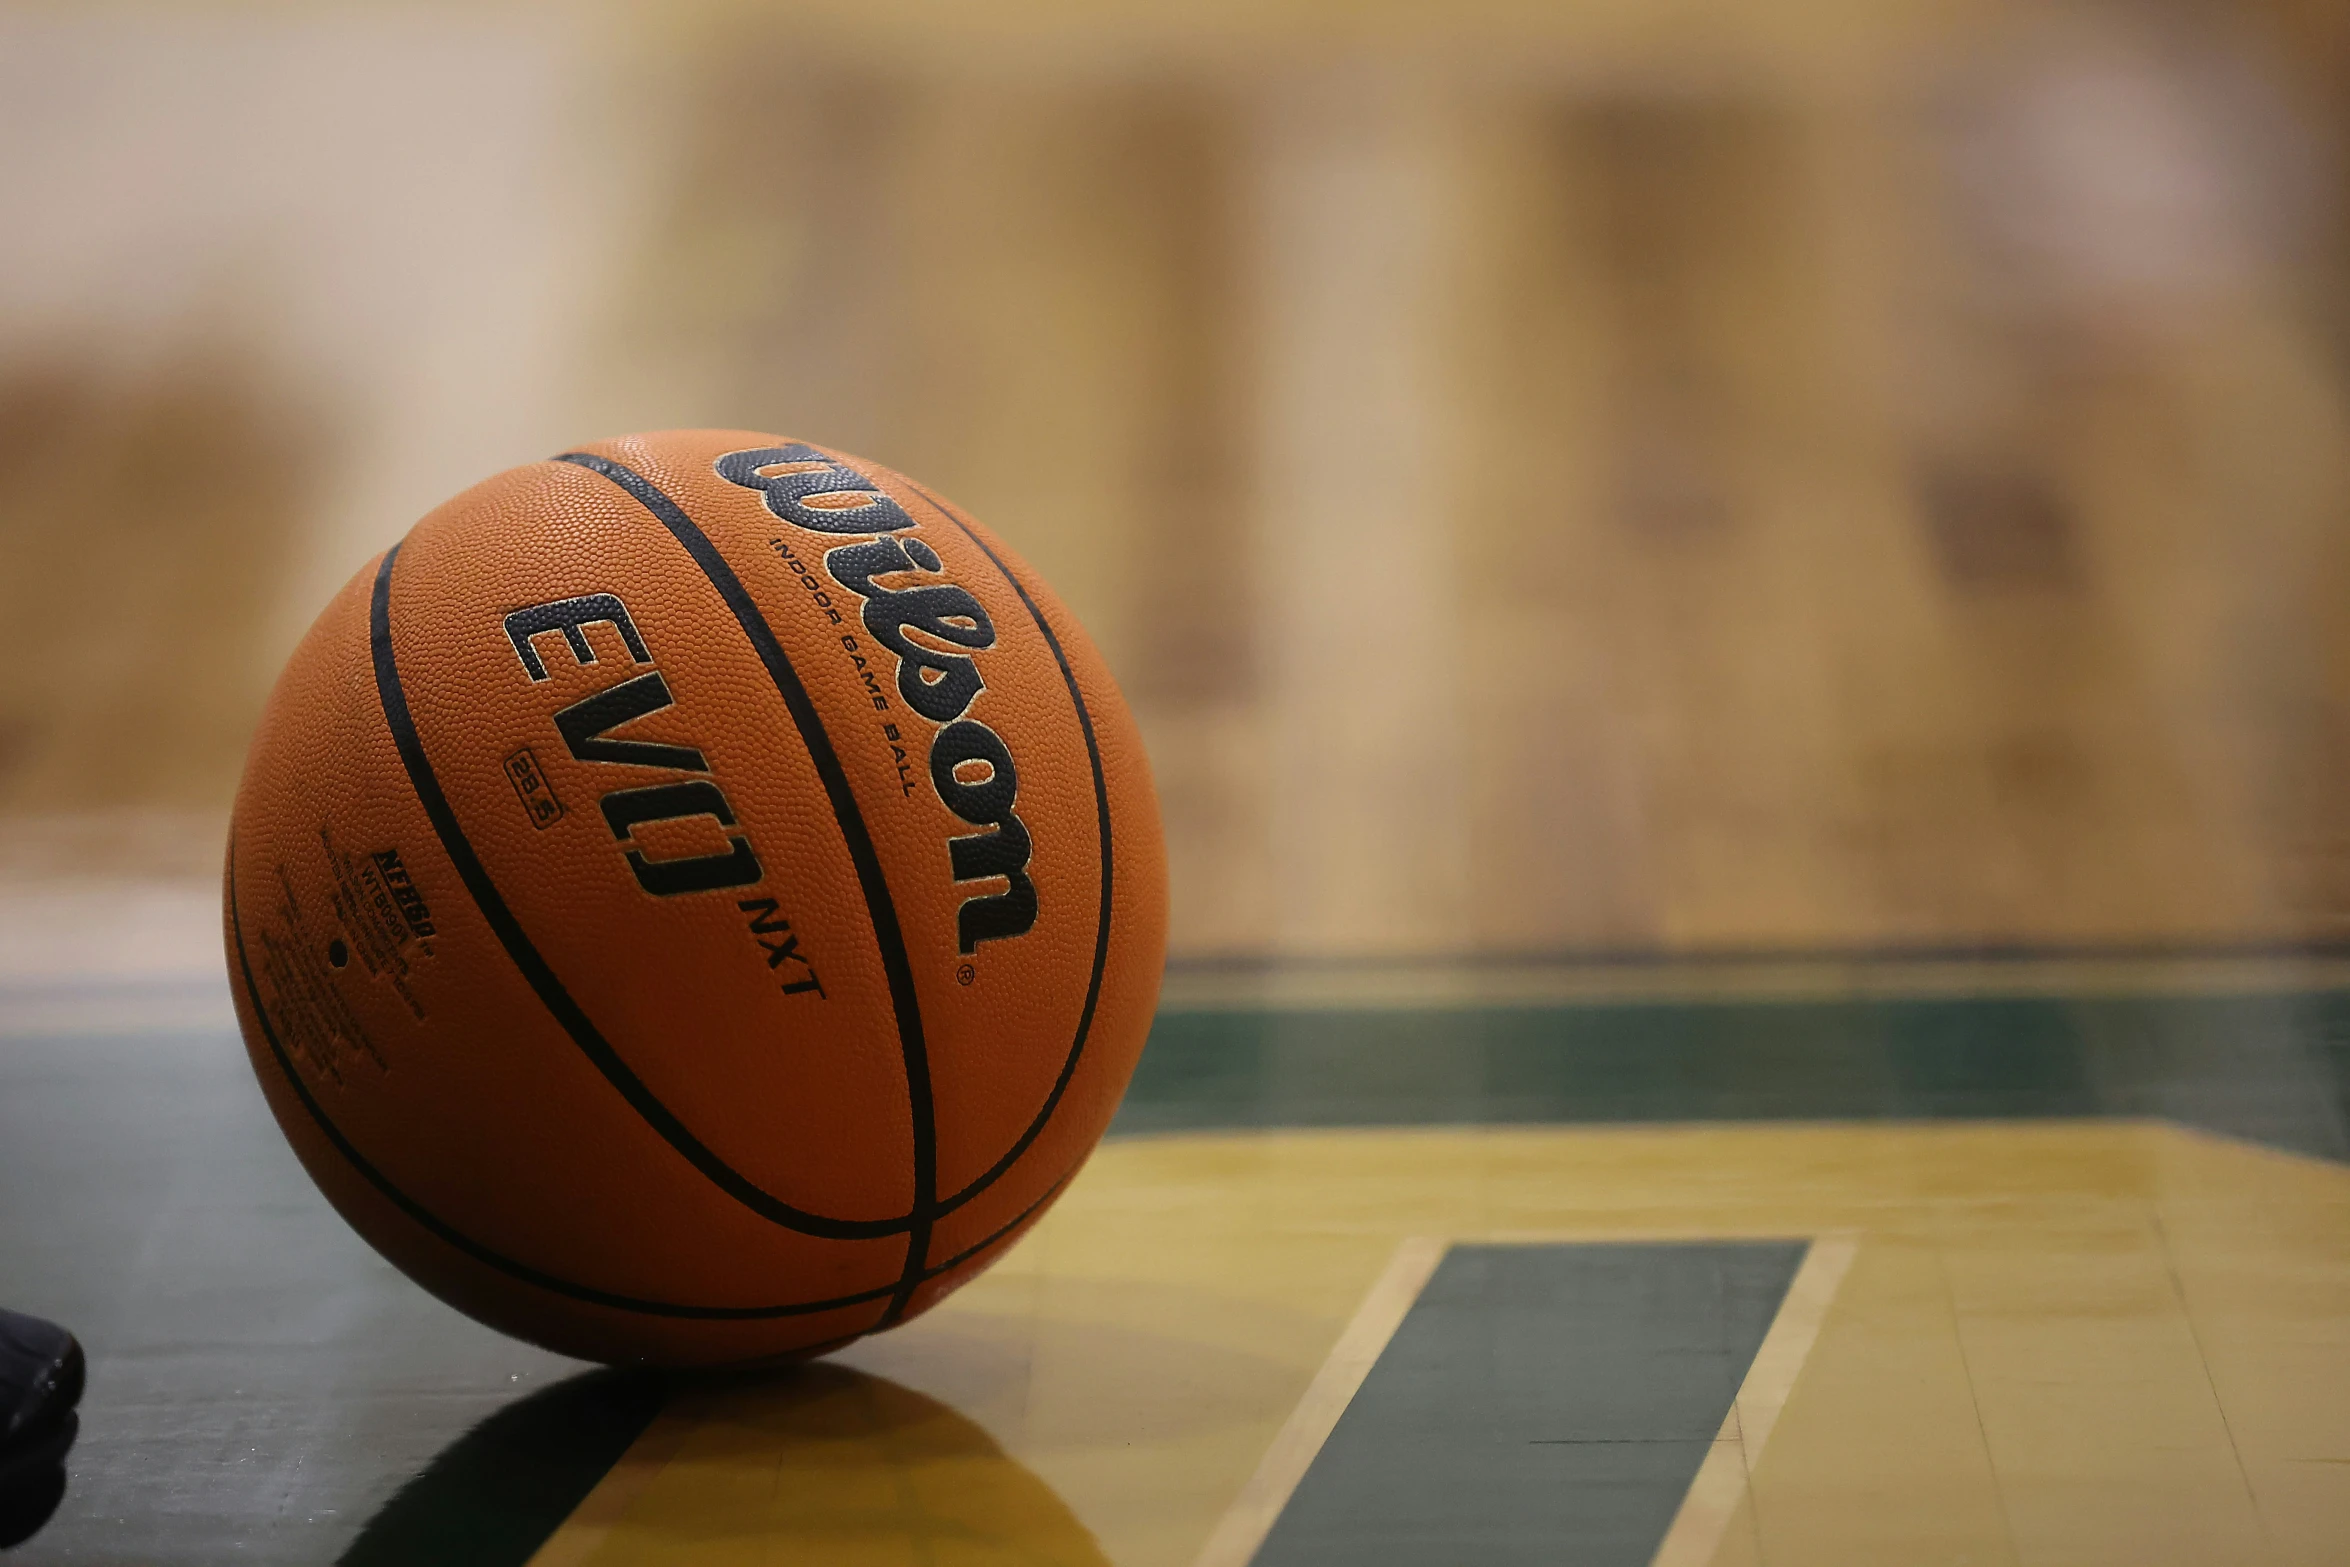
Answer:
[220,430,1167,1368]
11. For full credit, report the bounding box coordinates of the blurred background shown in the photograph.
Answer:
[3,0,2349,973]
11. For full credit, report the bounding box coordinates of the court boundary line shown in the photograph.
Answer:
[1159,953,2350,1010]
[1651,1231,1860,1567]
[1164,934,2350,977]
[1189,1235,1449,1567]
[1189,1228,1861,1567]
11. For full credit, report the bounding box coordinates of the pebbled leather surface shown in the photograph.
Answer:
[222,430,1168,1366]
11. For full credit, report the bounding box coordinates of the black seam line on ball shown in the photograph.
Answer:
[371,538,916,1245]
[548,453,940,1318]
[903,480,1116,1223]
[226,840,901,1321]
[919,1170,1076,1282]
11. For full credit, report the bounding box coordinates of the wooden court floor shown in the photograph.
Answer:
[6,954,2350,1565]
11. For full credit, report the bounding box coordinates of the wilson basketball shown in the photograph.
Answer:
[222,430,1167,1367]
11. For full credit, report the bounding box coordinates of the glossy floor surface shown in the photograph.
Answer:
[6,958,2350,1564]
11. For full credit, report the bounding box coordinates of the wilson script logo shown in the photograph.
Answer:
[718,444,1038,955]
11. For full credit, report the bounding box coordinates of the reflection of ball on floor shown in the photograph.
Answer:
[224,430,1167,1367]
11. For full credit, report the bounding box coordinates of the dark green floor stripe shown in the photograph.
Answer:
[1115,992,2350,1163]
[1256,1242,1805,1567]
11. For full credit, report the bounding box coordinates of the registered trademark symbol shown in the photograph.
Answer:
[956,963,975,986]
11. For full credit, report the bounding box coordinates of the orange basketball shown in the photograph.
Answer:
[222,431,1167,1367]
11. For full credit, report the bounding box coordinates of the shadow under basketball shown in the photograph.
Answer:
[341,1362,1108,1567]
[338,1370,664,1567]
[618,1363,1110,1566]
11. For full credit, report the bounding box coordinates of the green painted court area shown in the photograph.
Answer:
[6,964,2350,1563]
[1255,1242,1805,1567]
[1125,981,2350,1157]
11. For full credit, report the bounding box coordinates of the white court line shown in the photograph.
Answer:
[1650,1232,1860,1567]
[0,980,235,1038]
[1157,954,2350,1010]
[1189,1235,1450,1567]
[0,879,222,985]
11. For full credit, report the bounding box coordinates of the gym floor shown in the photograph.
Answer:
[7,932,2350,1565]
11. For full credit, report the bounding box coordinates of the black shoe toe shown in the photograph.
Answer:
[0,1311,83,1449]
[0,1463,66,1551]
[0,1412,76,1495]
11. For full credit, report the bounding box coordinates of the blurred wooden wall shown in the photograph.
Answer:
[5,0,2349,959]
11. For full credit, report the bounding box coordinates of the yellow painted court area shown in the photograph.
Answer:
[536,1122,2350,1566]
